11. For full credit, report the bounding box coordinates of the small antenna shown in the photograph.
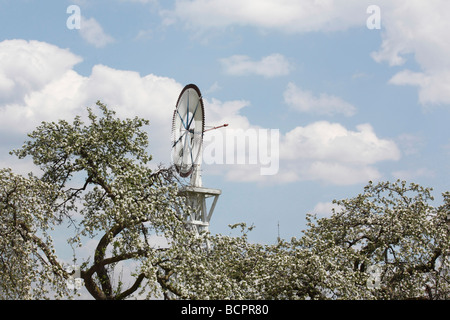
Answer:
[277,221,280,243]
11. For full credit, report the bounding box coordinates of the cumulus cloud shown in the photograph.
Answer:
[0,40,180,133]
[0,40,87,135]
[370,1,450,106]
[164,1,450,107]
[0,40,82,105]
[279,121,401,185]
[312,201,343,218]
[283,82,356,117]
[202,118,401,185]
[120,0,156,3]
[388,70,450,106]
[0,40,181,168]
[220,54,292,78]
[80,17,115,48]
[281,122,400,165]
[0,39,400,186]
[201,96,392,185]
[162,0,369,32]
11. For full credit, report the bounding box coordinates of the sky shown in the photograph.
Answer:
[0,0,450,247]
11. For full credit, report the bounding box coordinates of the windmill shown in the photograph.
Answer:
[171,84,227,236]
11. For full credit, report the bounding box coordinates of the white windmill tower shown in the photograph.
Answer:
[171,84,226,236]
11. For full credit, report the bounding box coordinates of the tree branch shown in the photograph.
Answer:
[16,222,67,278]
[114,273,146,300]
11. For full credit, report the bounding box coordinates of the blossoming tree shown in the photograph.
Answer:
[1,102,448,299]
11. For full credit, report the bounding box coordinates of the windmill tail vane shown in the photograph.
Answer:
[204,123,228,132]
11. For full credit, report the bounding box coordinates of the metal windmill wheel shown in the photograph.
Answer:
[171,84,205,185]
[171,84,225,239]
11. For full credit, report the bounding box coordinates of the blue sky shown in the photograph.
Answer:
[1,0,449,245]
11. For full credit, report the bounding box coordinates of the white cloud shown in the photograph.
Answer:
[312,201,343,218]
[371,1,450,106]
[0,40,87,135]
[220,54,292,78]
[202,97,253,133]
[279,121,401,185]
[203,118,401,185]
[134,29,153,41]
[0,40,82,105]
[0,39,400,186]
[284,82,356,117]
[204,81,221,95]
[388,70,450,106]
[120,0,156,3]
[80,17,115,48]
[0,42,180,138]
[281,122,400,165]
[163,0,369,32]
[0,40,181,170]
[164,1,450,107]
